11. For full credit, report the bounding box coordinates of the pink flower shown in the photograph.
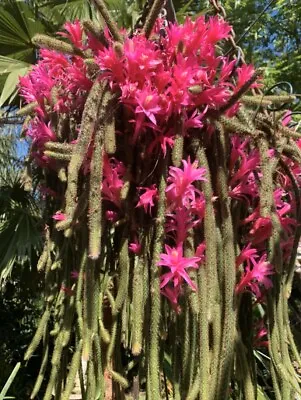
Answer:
[236,244,258,268]
[236,64,262,90]
[282,110,292,127]
[135,87,162,124]
[158,242,201,291]
[195,242,206,263]
[229,170,258,204]
[129,238,142,254]
[105,210,119,222]
[161,285,182,313]
[52,212,67,221]
[206,16,232,43]
[183,108,207,132]
[253,320,269,348]
[165,208,198,243]
[59,20,84,49]
[229,150,260,186]
[27,119,56,147]
[249,217,273,245]
[236,254,274,297]
[102,156,126,207]
[136,184,158,214]
[61,285,74,296]
[166,158,206,207]
[71,271,80,279]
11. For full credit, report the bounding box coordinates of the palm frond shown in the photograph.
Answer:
[0,179,42,286]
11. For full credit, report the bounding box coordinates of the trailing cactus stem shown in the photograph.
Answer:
[149,159,167,399]
[88,127,104,259]
[30,329,49,399]
[90,0,123,42]
[198,266,209,400]
[44,150,72,161]
[258,136,274,217]
[44,142,73,153]
[172,134,184,167]
[104,114,116,154]
[56,80,107,231]
[61,340,83,400]
[215,124,237,399]
[219,115,258,137]
[17,102,38,116]
[82,20,109,47]
[24,309,50,360]
[143,0,167,39]
[32,34,83,56]
[131,258,145,355]
[113,237,130,315]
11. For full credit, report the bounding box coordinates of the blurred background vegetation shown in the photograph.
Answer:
[0,0,300,398]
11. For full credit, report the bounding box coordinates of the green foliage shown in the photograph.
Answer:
[0,362,21,400]
[0,273,43,399]
[0,178,42,284]
[222,0,301,93]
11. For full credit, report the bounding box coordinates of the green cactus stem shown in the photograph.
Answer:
[131,258,145,355]
[44,150,72,161]
[215,123,237,399]
[172,118,184,167]
[149,158,167,399]
[88,131,104,260]
[113,237,130,315]
[30,328,49,399]
[90,0,123,43]
[215,68,264,116]
[32,34,84,56]
[61,340,83,400]
[143,0,167,39]
[17,102,38,116]
[24,309,50,361]
[56,80,107,231]
[82,19,109,47]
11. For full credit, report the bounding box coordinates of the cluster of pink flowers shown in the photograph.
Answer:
[158,159,207,308]
[20,17,260,165]
[18,16,299,310]
[230,134,299,300]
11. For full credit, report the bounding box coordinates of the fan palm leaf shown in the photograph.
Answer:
[0,178,42,286]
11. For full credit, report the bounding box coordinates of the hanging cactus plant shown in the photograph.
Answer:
[19,0,301,399]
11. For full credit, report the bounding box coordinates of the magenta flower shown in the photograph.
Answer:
[136,184,158,214]
[236,254,274,298]
[236,243,258,268]
[165,208,198,243]
[161,285,182,313]
[253,320,269,348]
[71,271,80,279]
[249,217,273,245]
[59,20,84,50]
[105,210,119,222]
[166,158,206,207]
[158,242,201,291]
[52,212,67,221]
[229,150,260,187]
[135,87,162,125]
[195,242,206,263]
[207,16,232,43]
[61,285,74,296]
[236,64,262,90]
[102,156,125,207]
[129,238,142,255]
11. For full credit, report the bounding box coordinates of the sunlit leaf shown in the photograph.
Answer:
[0,67,29,107]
